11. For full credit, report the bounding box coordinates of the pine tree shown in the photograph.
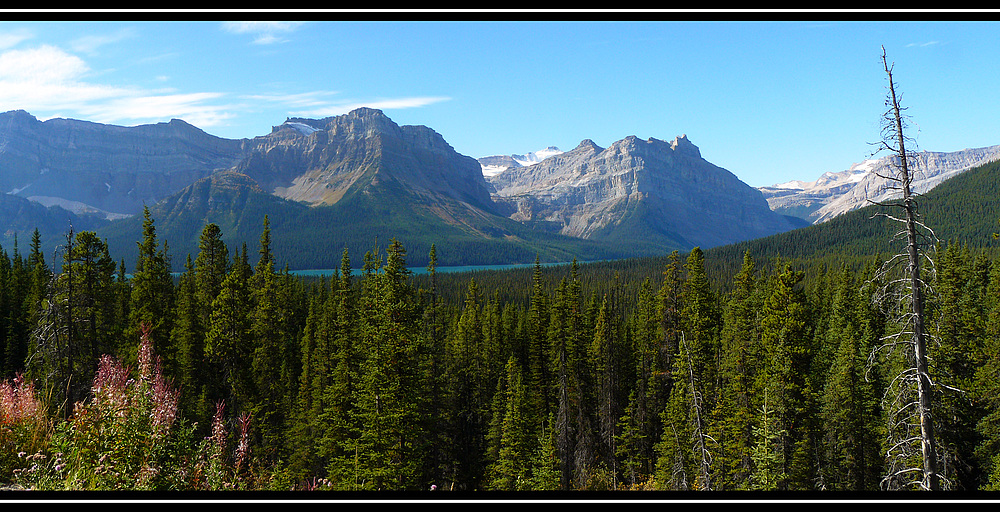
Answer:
[975,254,1000,489]
[710,251,762,490]
[194,223,230,322]
[589,293,627,489]
[817,266,882,491]
[128,207,174,373]
[758,261,814,490]
[204,243,254,419]
[8,229,50,376]
[486,356,533,490]
[442,277,489,489]
[29,229,117,416]
[250,216,286,461]
[526,256,551,428]
[627,278,660,484]
[336,239,425,490]
[170,254,205,425]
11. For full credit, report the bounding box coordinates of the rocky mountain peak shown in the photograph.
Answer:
[489,131,798,247]
[328,107,401,139]
[0,109,38,125]
[574,139,604,153]
[670,134,701,158]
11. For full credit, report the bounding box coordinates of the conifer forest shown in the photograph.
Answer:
[3,201,1000,494]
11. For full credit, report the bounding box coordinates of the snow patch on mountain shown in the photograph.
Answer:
[479,146,563,176]
[512,146,563,166]
[285,122,321,136]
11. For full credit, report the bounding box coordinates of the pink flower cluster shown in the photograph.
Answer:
[0,374,43,426]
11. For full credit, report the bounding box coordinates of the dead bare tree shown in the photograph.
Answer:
[866,46,944,491]
[679,332,713,491]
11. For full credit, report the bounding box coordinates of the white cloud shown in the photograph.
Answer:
[905,41,940,48]
[79,92,235,128]
[0,42,448,133]
[220,21,303,45]
[291,96,452,118]
[0,45,234,128]
[0,45,127,109]
[243,90,341,109]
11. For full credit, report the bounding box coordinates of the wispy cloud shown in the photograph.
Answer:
[243,90,342,110]
[0,27,32,50]
[905,41,940,48]
[289,96,452,118]
[220,21,303,45]
[80,92,236,129]
[70,27,137,55]
[245,90,451,118]
[0,43,448,132]
[0,45,234,128]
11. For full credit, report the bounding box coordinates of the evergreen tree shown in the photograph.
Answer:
[486,356,533,490]
[334,239,425,490]
[204,243,254,419]
[817,266,883,491]
[249,216,286,461]
[170,254,204,425]
[758,262,814,490]
[128,207,174,372]
[589,293,627,489]
[194,223,230,323]
[29,229,117,416]
[975,253,1000,489]
[711,250,763,490]
[321,249,359,483]
[442,277,489,489]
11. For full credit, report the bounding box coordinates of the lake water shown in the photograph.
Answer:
[289,261,580,278]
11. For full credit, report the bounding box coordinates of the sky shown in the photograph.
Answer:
[1,12,999,188]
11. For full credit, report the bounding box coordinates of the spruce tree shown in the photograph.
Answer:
[758,262,813,490]
[204,243,254,419]
[711,250,763,490]
[128,207,174,372]
[250,216,286,461]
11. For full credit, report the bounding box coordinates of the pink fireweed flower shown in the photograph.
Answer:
[234,412,252,472]
[0,374,43,425]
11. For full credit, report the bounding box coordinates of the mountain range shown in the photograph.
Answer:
[2,106,985,271]
[759,144,1000,224]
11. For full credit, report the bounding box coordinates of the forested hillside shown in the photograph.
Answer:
[2,168,1000,492]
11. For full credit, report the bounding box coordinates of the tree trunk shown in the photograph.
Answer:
[883,46,939,491]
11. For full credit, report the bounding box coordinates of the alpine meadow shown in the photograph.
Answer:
[4,19,1000,497]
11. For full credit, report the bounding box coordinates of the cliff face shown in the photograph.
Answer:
[760,145,1000,224]
[488,134,801,249]
[0,110,247,218]
[233,107,496,213]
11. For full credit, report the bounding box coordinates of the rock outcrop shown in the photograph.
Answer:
[488,134,802,249]
[233,107,496,214]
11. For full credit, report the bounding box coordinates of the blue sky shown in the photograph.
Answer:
[1,14,998,188]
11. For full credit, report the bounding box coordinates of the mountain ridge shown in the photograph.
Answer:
[760,144,1000,224]
[487,133,804,250]
[0,107,890,269]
